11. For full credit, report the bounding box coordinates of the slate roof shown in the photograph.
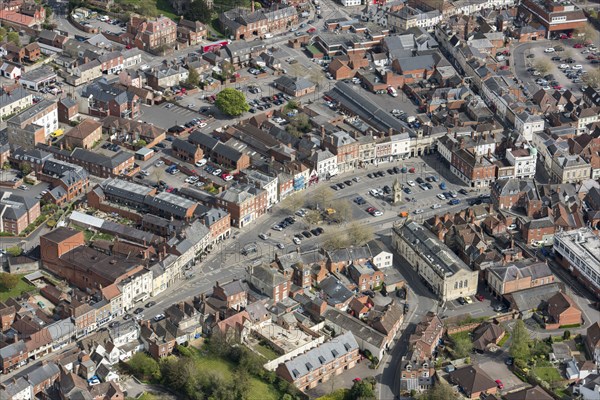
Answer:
[172,138,199,155]
[274,76,315,92]
[81,78,134,105]
[144,192,196,219]
[320,276,353,306]
[323,308,388,348]
[280,331,358,380]
[0,86,30,109]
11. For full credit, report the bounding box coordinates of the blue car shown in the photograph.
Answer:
[448,199,460,205]
[440,182,447,190]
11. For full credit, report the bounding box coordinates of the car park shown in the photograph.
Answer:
[134,307,144,314]
[407,180,415,186]
[544,48,555,53]
[448,199,460,205]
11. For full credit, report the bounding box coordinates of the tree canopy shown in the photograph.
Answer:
[184,0,211,23]
[510,319,531,361]
[215,88,249,116]
[0,273,20,291]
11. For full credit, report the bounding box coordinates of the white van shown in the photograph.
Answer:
[264,33,273,39]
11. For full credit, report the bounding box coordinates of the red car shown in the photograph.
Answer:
[307,27,316,33]
[409,167,415,173]
[495,380,504,390]
[587,55,597,60]
[574,43,583,48]
[366,207,375,213]
[560,33,568,39]
[476,294,484,302]
[553,85,562,90]
[499,66,509,70]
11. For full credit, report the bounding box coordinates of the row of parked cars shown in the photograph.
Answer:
[330,177,360,191]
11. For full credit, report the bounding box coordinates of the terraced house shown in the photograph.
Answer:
[220,5,298,40]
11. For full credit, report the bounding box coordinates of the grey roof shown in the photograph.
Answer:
[0,340,27,359]
[7,99,56,126]
[189,130,219,149]
[249,264,288,288]
[42,159,88,186]
[0,87,31,109]
[145,192,196,218]
[201,208,229,227]
[320,276,354,306]
[219,280,248,297]
[47,318,75,341]
[394,220,471,276]
[81,78,134,105]
[71,148,134,169]
[323,308,387,348]
[0,190,38,220]
[0,377,30,397]
[281,331,358,380]
[26,362,60,387]
[326,82,415,137]
[395,54,436,72]
[101,177,153,204]
[488,260,552,283]
[172,138,199,155]
[506,282,562,312]
[274,76,315,92]
[20,66,57,84]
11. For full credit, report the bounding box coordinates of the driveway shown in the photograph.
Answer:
[472,351,530,395]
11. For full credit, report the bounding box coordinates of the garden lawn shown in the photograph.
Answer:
[317,389,349,400]
[155,0,177,19]
[193,353,279,400]
[0,275,35,301]
[534,366,562,383]
[253,343,279,361]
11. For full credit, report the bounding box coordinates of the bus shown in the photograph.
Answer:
[201,40,230,54]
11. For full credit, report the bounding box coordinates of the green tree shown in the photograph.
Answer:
[46,219,57,228]
[349,379,375,400]
[304,209,322,227]
[286,114,311,135]
[452,334,473,358]
[7,31,19,46]
[215,88,249,116]
[6,246,22,257]
[574,22,599,44]
[134,139,147,148]
[322,228,349,250]
[510,320,531,361]
[312,185,334,209]
[127,352,161,381]
[418,382,458,400]
[347,222,374,246]
[563,330,571,340]
[583,68,600,89]
[186,67,200,87]
[184,0,212,23]
[0,273,20,291]
[280,192,305,214]
[20,163,32,176]
[533,59,553,75]
[330,199,351,223]
[2,162,10,171]
[253,1,261,8]
[0,27,6,42]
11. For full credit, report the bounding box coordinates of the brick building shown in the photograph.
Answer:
[0,190,41,235]
[63,119,102,150]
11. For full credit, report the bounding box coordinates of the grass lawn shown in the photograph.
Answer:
[0,275,36,301]
[155,0,177,19]
[191,350,279,400]
[317,389,349,400]
[498,332,510,347]
[534,366,562,383]
[253,343,279,361]
[449,331,471,342]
